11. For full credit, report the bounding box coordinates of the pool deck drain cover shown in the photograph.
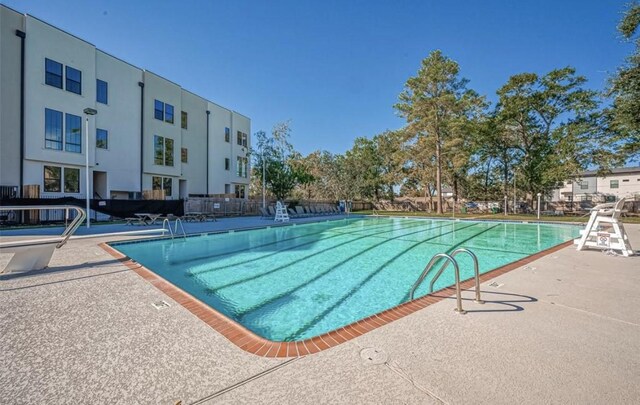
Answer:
[360,348,388,366]
[152,301,171,310]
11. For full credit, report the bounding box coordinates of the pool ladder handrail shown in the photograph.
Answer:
[162,217,187,240]
[408,248,484,314]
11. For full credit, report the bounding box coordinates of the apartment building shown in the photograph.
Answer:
[551,167,640,202]
[0,5,250,200]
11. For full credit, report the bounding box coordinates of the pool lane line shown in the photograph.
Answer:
[172,217,424,267]
[196,221,456,294]
[284,223,501,340]
[231,222,481,322]
[187,218,438,276]
[186,218,432,277]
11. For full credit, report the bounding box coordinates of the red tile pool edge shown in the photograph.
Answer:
[100,240,574,358]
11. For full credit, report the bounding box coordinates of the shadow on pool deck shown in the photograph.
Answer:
[431,289,538,313]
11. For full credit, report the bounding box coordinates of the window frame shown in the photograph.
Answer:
[235,184,246,198]
[43,165,62,192]
[64,113,82,153]
[237,131,247,147]
[96,128,108,149]
[96,79,108,104]
[152,176,173,197]
[154,100,164,121]
[181,111,188,129]
[165,104,174,124]
[164,138,174,166]
[44,108,63,150]
[65,66,82,95]
[154,135,165,165]
[225,158,230,171]
[579,181,588,190]
[64,167,80,193]
[610,180,619,189]
[225,127,230,142]
[236,156,248,178]
[181,147,188,163]
[45,58,63,89]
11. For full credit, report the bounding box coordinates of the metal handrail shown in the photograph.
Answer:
[162,218,174,239]
[174,218,187,239]
[162,217,187,240]
[429,248,484,304]
[409,253,466,314]
[0,205,86,248]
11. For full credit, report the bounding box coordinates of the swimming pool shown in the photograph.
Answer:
[112,217,579,342]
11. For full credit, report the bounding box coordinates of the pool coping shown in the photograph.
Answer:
[99,237,574,358]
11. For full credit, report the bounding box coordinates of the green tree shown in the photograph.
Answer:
[494,68,605,205]
[251,122,311,201]
[607,2,640,160]
[395,50,485,213]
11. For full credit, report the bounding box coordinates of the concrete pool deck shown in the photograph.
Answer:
[1,217,639,404]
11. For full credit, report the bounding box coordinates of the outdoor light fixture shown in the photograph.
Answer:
[83,108,98,228]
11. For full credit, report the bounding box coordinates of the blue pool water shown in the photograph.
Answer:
[112,217,579,341]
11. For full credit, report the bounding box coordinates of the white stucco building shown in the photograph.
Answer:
[0,5,250,200]
[551,167,640,202]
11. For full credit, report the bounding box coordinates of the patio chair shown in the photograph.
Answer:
[295,206,309,217]
[575,198,634,256]
[288,208,299,218]
[259,207,272,219]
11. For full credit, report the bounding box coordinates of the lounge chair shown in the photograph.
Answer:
[288,208,299,218]
[259,207,272,219]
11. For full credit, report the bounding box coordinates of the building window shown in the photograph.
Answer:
[152,176,172,197]
[96,79,108,104]
[181,111,188,129]
[225,184,231,194]
[165,138,174,166]
[236,156,248,178]
[154,135,164,165]
[65,114,82,153]
[225,127,230,142]
[64,168,80,193]
[622,179,629,182]
[44,166,62,192]
[610,180,619,189]
[225,158,230,171]
[154,135,173,166]
[45,108,63,150]
[165,104,174,124]
[580,181,588,190]
[96,128,108,149]
[154,100,164,121]
[45,58,63,89]
[235,184,245,198]
[181,147,188,163]
[154,100,174,123]
[65,66,82,95]
[237,131,247,147]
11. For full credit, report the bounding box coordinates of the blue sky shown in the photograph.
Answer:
[5,0,633,155]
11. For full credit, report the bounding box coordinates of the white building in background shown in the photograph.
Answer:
[0,4,250,200]
[551,167,640,202]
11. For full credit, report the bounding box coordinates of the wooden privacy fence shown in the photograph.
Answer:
[184,198,262,217]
